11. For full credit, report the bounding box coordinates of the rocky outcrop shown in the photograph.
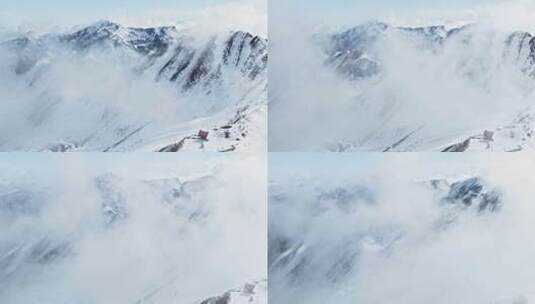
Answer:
[199,281,264,304]
[4,21,267,94]
[323,21,535,81]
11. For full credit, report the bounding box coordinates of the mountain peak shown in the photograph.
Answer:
[88,20,121,31]
[346,20,390,34]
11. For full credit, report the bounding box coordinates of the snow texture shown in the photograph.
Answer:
[0,21,267,152]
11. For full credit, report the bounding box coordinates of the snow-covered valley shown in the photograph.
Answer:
[0,21,267,152]
[269,20,535,152]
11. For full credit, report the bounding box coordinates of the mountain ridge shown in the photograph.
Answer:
[0,21,267,152]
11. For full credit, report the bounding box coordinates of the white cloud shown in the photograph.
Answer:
[268,0,535,151]
[0,154,266,303]
[269,153,535,303]
[113,0,266,36]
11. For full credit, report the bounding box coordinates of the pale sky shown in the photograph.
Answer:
[2,0,226,20]
[269,0,535,32]
[0,0,266,34]
[296,0,495,10]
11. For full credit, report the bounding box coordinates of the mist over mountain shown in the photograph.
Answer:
[269,154,535,303]
[0,154,266,303]
[0,20,267,152]
[269,19,535,152]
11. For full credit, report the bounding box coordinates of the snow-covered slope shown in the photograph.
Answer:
[269,21,535,152]
[0,21,267,152]
[196,280,267,304]
[0,155,266,303]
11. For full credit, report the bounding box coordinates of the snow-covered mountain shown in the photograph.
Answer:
[269,21,535,152]
[197,280,267,304]
[0,155,266,303]
[0,21,267,152]
[268,162,525,303]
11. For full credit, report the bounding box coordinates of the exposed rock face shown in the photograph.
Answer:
[4,21,268,94]
[0,21,267,152]
[322,22,535,81]
[434,177,503,212]
[61,21,177,57]
[504,31,535,76]
[157,30,267,91]
[322,22,388,79]
[198,281,265,304]
[442,138,472,152]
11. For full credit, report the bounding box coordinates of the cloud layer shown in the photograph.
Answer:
[269,153,535,304]
[0,154,266,303]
